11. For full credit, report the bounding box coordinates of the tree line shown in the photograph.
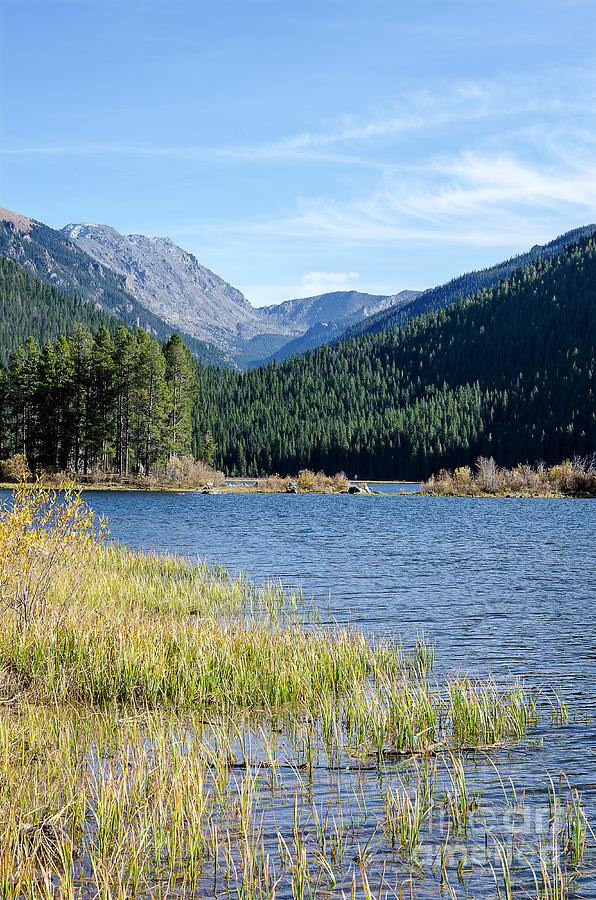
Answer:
[0,325,196,476]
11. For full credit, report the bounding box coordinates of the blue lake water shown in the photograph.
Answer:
[4,485,593,697]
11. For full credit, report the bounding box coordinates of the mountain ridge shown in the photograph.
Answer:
[341,224,596,342]
[255,290,420,364]
[61,222,272,349]
[61,219,416,365]
[1,206,416,368]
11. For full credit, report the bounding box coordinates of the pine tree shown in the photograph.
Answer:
[69,324,94,473]
[198,430,217,467]
[87,327,116,473]
[37,342,59,469]
[164,333,196,457]
[131,331,170,474]
[54,336,75,471]
[113,327,136,476]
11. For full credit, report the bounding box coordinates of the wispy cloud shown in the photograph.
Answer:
[300,271,360,293]
[5,69,594,292]
[239,273,362,307]
[4,71,593,167]
[223,129,596,249]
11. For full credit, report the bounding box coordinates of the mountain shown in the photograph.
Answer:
[61,221,417,366]
[0,208,229,367]
[341,225,596,342]
[61,223,281,351]
[190,233,596,479]
[256,290,419,363]
[262,289,418,332]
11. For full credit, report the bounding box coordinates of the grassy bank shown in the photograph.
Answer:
[0,463,363,495]
[0,541,532,746]
[0,452,227,493]
[0,483,592,898]
[421,456,596,498]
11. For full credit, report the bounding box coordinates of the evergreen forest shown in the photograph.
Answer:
[0,322,196,476]
[0,256,129,366]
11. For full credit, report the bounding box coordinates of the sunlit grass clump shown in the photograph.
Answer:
[242,469,350,493]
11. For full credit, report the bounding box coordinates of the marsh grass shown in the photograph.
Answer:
[0,484,593,898]
[385,763,435,855]
[0,695,592,899]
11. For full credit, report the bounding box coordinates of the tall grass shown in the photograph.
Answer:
[0,482,592,898]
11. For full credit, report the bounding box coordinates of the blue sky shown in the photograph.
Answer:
[1,0,595,305]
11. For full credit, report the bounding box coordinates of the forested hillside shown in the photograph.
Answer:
[342,224,596,342]
[191,236,596,479]
[1,230,593,482]
[0,257,127,366]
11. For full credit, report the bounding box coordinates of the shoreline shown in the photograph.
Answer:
[0,475,420,495]
[1,481,592,497]
[0,485,592,897]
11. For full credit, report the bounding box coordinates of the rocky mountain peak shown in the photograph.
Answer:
[60,219,417,366]
[61,222,273,348]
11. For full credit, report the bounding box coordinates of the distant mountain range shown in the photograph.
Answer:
[61,221,415,366]
[0,206,417,368]
[1,205,595,374]
[256,290,419,364]
[60,223,280,354]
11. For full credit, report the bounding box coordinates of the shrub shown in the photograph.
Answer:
[0,454,32,483]
[297,469,349,493]
[0,481,108,627]
[253,474,290,492]
[454,466,472,489]
[421,457,596,497]
[475,456,498,492]
[153,455,224,488]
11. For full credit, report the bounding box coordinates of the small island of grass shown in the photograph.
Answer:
[421,456,596,498]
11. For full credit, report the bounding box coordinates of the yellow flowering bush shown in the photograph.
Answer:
[0,480,109,627]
